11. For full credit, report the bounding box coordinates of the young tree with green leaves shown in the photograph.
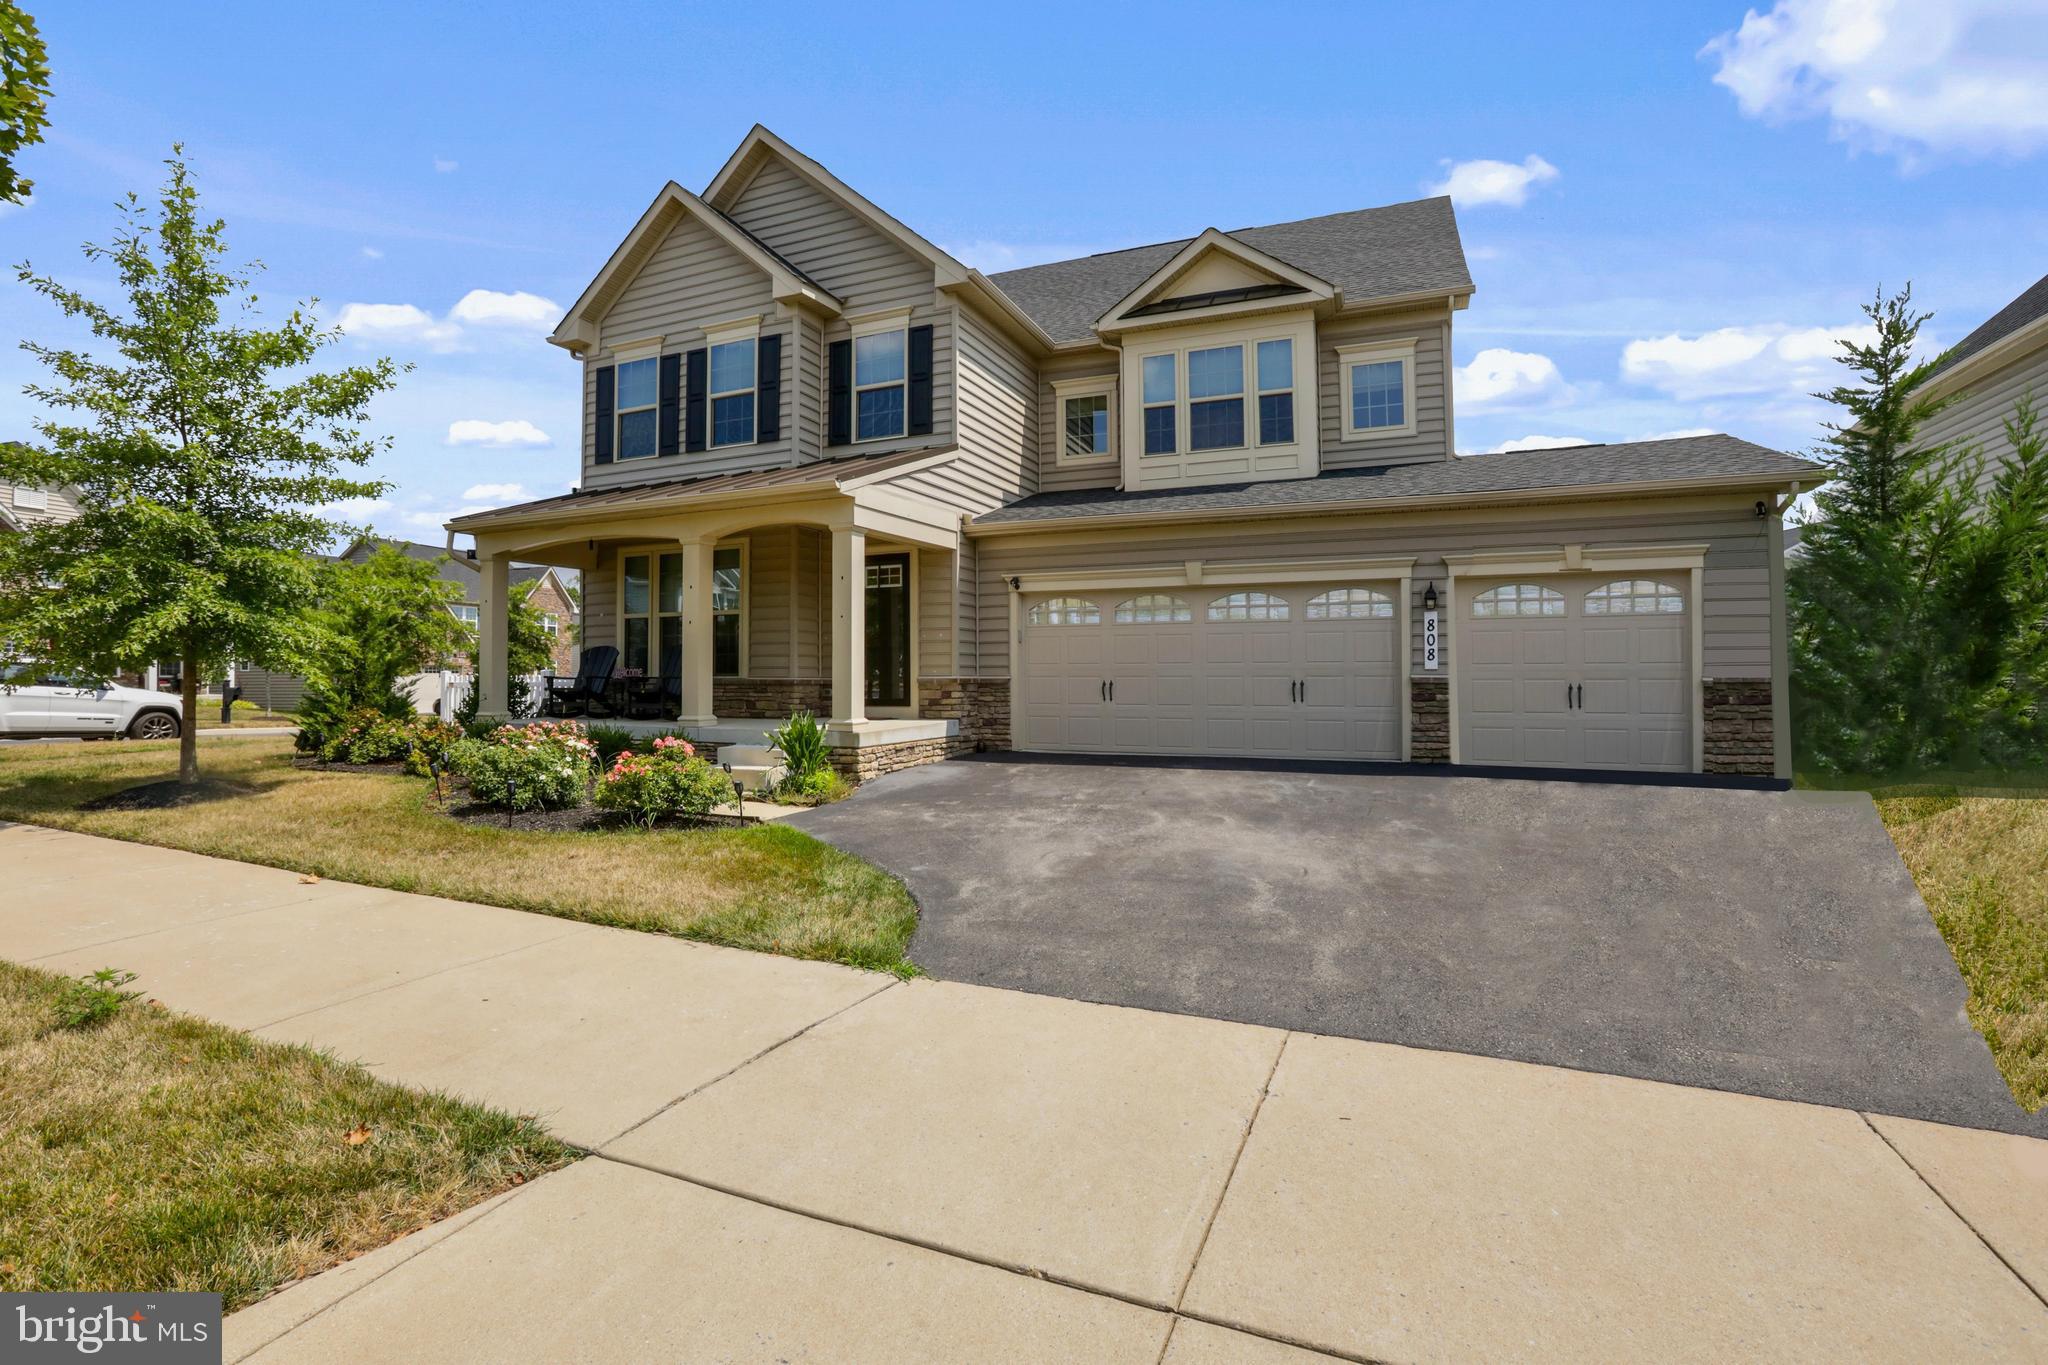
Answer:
[0,1,50,205]
[1789,286,2048,774]
[295,545,473,740]
[0,152,400,783]
[454,577,552,726]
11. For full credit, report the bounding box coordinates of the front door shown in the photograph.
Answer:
[865,553,911,709]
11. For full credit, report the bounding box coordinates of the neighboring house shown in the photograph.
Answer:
[1919,270,2048,495]
[0,479,80,534]
[451,125,1820,780]
[235,538,580,711]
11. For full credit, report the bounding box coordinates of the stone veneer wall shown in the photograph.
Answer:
[1409,676,1449,763]
[829,735,977,782]
[1703,679,1775,776]
[916,677,1011,750]
[713,677,830,719]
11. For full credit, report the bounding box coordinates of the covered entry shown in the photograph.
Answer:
[1017,580,1403,760]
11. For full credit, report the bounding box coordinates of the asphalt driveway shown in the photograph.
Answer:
[790,754,2043,1136]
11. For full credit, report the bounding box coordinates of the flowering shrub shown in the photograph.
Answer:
[318,709,415,765]
[594,735,735,826]
[402,717,465,777]
[450,720,596,811]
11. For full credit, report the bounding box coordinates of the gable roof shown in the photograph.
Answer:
[973,435,1821,528]
[1928,269,2048,384]
[549,181,843,353]
[1094,227,1336,334]
[989,197,1473,344]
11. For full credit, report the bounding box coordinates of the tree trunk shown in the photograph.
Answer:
[179,646,199,785]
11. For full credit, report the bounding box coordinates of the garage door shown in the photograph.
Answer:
[1018,585,1400,760]
[1458,576,1691,772]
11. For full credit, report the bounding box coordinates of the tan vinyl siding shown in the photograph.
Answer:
[746,528,794,677]
[724,158,933,316]
[818,305,956,464]
[584,544,619,652]
[956,534,978,676]
[970,497,1774,681]
[1036,350,1122,494]
[581,211,796,492]
[0,481,81,528]
[883,304,1032,514]
[793,527,826,676]
[792,313,825,463]
[916,546,955,676]
[1318,308,1452,469]
[1921,344,2048,498]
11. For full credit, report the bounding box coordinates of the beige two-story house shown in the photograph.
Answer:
[452,126,1820,780]
[1918,269,2048,495]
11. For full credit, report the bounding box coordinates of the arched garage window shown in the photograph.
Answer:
[1207,591,1290,622]
[1584,579,1684,614]
[1305,587,1393,619]
[1471,584,1564,617]
[1026,596,1100,626]
[1115,594,1192,623]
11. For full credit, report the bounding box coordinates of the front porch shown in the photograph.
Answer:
[448,457,999,781]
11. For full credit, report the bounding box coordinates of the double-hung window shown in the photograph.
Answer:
[1338,340,1417,439]
[709,339,756,447]
[1054,377,1114,463]
[615,357,659,460]
[1256,339,1294,445]
[1186,345,1245,451]
[854,330,907,441]
[1142,354,1177,455]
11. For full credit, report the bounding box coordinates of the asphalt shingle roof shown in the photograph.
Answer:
[1930,270,2048,379]
[973,435,1822,526]
[986,197,1473,344]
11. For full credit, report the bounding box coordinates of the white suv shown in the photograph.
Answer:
[0,668,184,740]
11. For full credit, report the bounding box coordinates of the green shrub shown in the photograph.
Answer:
[318,709,413,764]
[450,720,596,811]
[54,968,141,1030]
[583,723,692,766]
[402,717,464,777]
[772,766,850,806]
[594,735,735,827]
[766,710,830,782]
[295,683,409,754]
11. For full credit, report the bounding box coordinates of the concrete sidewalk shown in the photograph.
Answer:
[6,821,2047,1362]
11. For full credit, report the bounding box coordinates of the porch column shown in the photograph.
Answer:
[477,552,509,719]
[830,525,867,727]
[678,538,718,726]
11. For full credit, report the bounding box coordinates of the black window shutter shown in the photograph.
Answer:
[827,338,852,447]
[684,348,708,453]
[657,353,681,457]
[907,324,934,437]
[592,365,615,464]
[757,333,782,443]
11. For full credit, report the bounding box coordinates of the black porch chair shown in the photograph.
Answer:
[541,645,619,718]
[624,643,682,719]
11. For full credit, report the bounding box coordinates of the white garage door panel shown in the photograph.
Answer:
[1456,574,1692,773]
[1019,584,1401,761]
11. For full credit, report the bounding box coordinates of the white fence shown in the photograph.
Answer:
[415,670,544,723]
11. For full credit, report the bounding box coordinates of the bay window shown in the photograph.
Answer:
[1142,353,1176,455]
[1186,345,1245,451]
[1256,338,1294,444]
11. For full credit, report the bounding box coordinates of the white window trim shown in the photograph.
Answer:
[849,314,910,445]
[1051,374,1117,466]
[1337,339,1418,441]
[1134,324,1307,460]
[1255,337,1296,447]
[707,335,758,450]
[448,603,480,627]
[1184,343,1249,455]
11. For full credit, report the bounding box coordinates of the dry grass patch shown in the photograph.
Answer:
[0,960,571,1310]
[1814,773,2048,1112]
[0,737,919,975]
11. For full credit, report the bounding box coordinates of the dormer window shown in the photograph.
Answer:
[615,357,659,460]
[1256,339,1294,444]
[1338,339,1417,440]
[1187,345,1245,451]
[709,338,756,447]
[854,329,907,441]
[1142,354,1176,455]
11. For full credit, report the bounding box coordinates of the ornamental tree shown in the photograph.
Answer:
[1789,286,2048,773]
[0,151,400,783]
[295,545,472,739]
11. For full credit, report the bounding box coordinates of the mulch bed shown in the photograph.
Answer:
[436,797,758,833]
[81,779,255,811]
[290,757,407,774]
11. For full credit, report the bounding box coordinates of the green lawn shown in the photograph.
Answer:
[0,960,571,1310]
[0,737,919,976]
[1808,772,2048,1112]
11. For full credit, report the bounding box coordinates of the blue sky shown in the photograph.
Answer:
[3,1,2045,543]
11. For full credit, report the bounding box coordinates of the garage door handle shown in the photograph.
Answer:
[1100,680,1107,702]
[1565,683,1573,709]
[1576,683,1584,709]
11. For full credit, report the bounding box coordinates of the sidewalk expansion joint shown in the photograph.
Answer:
[1171,1030,1289,1312]
[1859,1111,2048,1311]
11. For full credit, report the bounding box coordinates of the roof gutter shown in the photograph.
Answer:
[967,469,1829,537]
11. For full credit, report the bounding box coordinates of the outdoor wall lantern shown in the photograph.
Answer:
[1422,581,1439,611]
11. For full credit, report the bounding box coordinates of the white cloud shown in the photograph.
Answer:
[1454,348,1566,406]
[1427,155,1560,208]
[324,495,392,521]
[1483,434,1591,454]
[0,191,31,218]
[332,302,463,350]
[433,157,459,174]
[1704,0,2048,163]
[359,246,383,260]
[461,482,533,502]
[1641,427,1720,441]
[448,288,559,330]
[1620,322,1878,399]
[445,419,552,448]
